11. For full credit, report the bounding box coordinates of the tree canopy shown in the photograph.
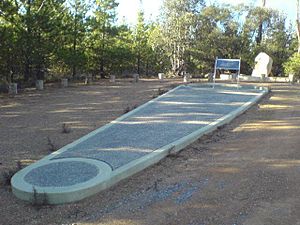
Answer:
[0,0,297,85]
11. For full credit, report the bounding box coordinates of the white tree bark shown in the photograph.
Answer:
[297,0,300,53]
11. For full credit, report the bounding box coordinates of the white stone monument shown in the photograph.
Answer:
[251,52,273,79]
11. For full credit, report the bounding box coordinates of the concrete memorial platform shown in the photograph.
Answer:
[11,83,268,204]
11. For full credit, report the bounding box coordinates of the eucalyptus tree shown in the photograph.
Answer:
[0,0,67,82]
[133,10,149,75]
[88,0,118,78]
[191,4,242,73]
[0,12,20,83]
[296,0,300,53]
[65,0,90,78]
[159,0,205,75]
[240,5,293,74]
[257,0,266,44]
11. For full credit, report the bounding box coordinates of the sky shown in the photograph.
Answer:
[116,0,296,25]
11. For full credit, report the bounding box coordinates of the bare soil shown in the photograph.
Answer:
[1,80,300,225]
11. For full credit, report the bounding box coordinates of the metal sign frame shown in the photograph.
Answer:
[213,57,241,86]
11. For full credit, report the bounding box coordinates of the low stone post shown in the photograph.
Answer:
[85,75,92,85]
[61,78,68,87]
[9,83,18,95]
[36,80,44,90]
[133,74,139,83]
[110,75,116,83]
[158,73,164,81]
[183,74,191,83]
[289,74,295,84]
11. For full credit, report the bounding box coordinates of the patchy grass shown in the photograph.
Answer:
[32,186,50,210]
[62,123,71,134]
[158,88,168,96]
[153,88,169,99]
[1,161,23,187]
[123,105,138,115]
[47,137,57,152]
[123,106,131,114]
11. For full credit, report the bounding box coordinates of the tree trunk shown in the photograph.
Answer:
[24,0,32,82]
[257,24,263,45]
[100,59,105,79]
[72,7,78,79]
[297,0,300,53]
[137,53,141,74]
[24,57,30,82]
[256,0,266,45]
[100,24,106,79]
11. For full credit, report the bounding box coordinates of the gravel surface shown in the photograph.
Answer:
[0,80,300,225]
[54,85,262,170]
[24,161,99,187]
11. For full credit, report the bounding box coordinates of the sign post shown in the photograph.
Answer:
[213,58,241,88]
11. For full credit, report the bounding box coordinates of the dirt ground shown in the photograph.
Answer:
[0,79,300,225]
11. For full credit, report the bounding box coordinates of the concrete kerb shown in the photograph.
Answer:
[32,85,182,163]
[12,158,112,204]
[11,84,269,204]
[11,85,183,204]
[105,85,269,187]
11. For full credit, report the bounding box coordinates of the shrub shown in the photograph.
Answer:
[284,53,300,77]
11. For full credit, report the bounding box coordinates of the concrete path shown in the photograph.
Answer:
[11,83,268,204]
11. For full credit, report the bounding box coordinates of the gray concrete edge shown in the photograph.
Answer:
[11,84,268,204]
[40,85,183,162]
[99,87,269,192]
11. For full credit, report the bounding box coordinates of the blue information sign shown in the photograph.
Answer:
[216,59,240,70]
[213,58,241,85]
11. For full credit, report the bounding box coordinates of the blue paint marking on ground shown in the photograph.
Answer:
[53,85,262,170]
[91,178,210,218]
[175,178,209,204]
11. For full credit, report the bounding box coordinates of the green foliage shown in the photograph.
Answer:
[284,53,300,77]
[0,0,297,84]
[157,0,205,75]
[87,0,119,78]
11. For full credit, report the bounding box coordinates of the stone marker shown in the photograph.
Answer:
[289,74,295,84]
[9,83,18,95]
[133,74,139,83]
[85,76,91,85]
[158,73,164,81]
[252,52,273,79]
[36,80,44,90]
[110,75,116,83]
[183,74,191,83]
[61,78,68,87]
